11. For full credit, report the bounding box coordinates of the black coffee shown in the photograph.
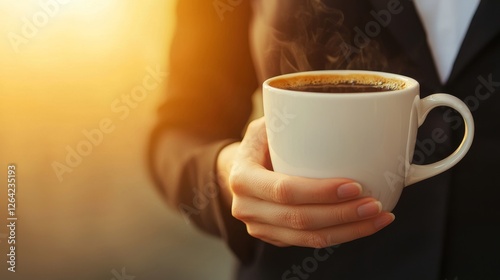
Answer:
[270,74,405,94]
[285,82,394,93]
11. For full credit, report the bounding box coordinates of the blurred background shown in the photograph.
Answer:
[0,0,235,279]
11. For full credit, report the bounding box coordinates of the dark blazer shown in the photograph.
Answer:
[150,0,500,279]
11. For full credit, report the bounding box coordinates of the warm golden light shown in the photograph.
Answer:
[0,1,234,280]
[0,0,174,146]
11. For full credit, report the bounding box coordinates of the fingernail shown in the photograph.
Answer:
[374,213,395,230]
[337,183,362,199]
[357,201,382,218]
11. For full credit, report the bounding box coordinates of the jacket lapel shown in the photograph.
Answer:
[447,0,500,83]
[368,0,441,90]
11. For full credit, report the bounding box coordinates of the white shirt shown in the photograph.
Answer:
[413,0,480,83]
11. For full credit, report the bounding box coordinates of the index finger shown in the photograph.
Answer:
[230,162,363,205]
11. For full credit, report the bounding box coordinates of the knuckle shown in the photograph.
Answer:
[246,119,260,132]
[332,207,351,224]
[228,165,244,195]
[285,210,312,230]
[227,174,240,194]
[231,201,242,220]
[307,232,330,249]
[231,198,251,221]
[247,118,265,132]
[272,177,293,204]
[246,224,265,240]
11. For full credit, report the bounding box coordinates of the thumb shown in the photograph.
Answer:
[238,118,272,169]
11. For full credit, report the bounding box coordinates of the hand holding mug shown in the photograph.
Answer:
[226,118,395,248]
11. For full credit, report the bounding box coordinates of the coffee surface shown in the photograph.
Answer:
[286,82,394,93]
[270,73,406,94]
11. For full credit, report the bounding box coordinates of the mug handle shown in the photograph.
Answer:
[405,94,475,186]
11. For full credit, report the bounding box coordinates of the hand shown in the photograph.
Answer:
[217,117,395,248]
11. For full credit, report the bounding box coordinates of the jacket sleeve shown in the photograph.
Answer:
[148,0,259,264]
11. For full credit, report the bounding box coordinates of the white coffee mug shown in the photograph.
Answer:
[263,70,474,211]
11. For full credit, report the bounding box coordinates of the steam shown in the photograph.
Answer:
[268,0,388,74]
